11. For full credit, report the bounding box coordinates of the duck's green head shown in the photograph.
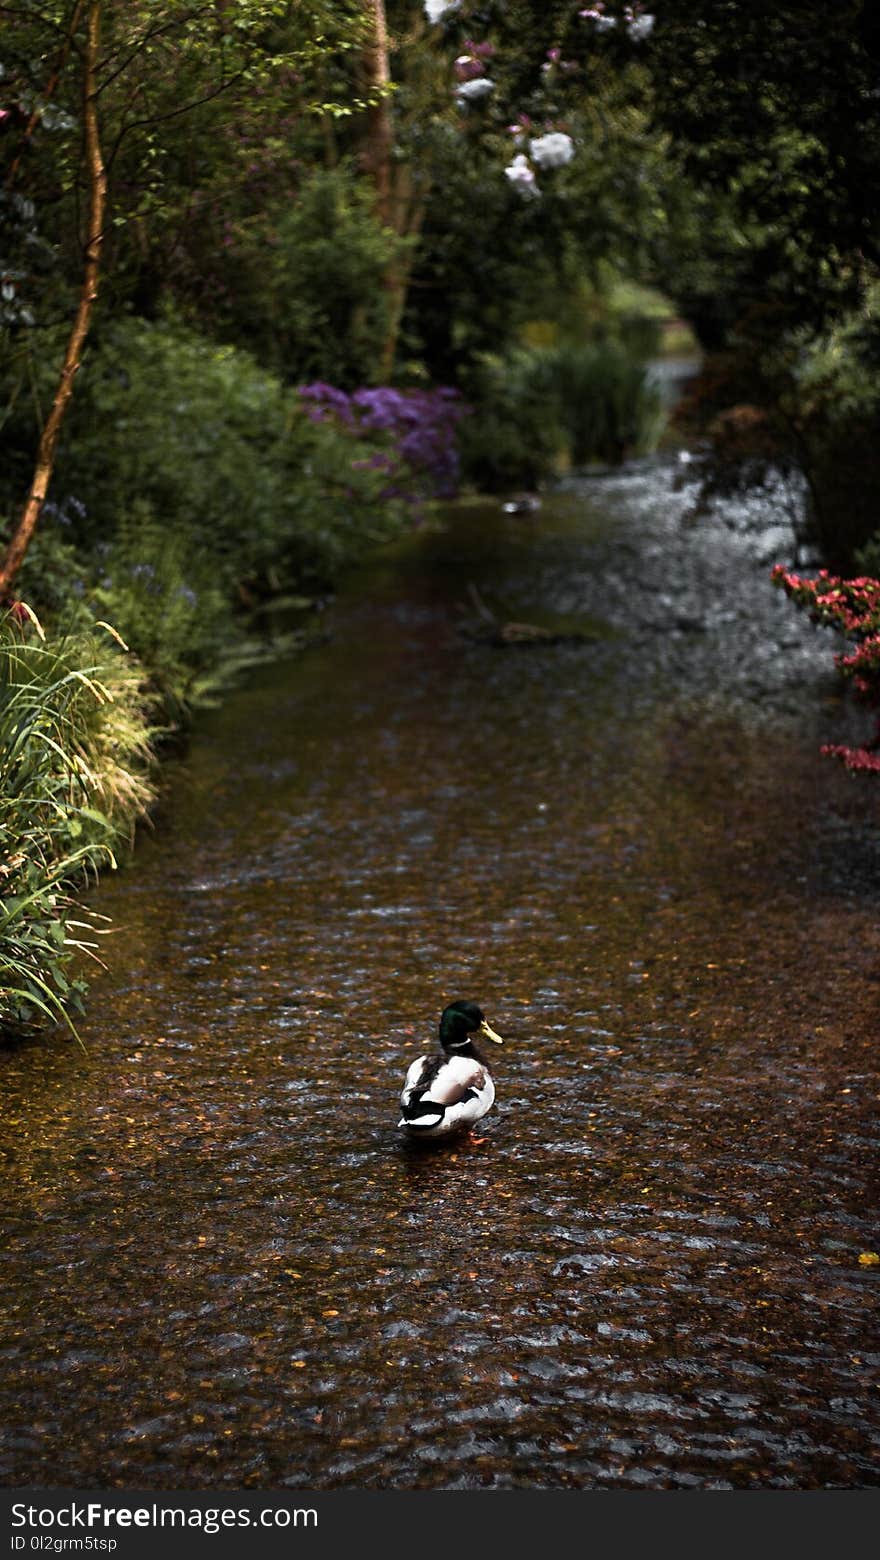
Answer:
[439,999,504,1054]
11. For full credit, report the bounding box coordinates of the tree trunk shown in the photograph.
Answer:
[361,0,426,381]
[0,0,106,599]
[377,167,428,383]
[361,0,393,230]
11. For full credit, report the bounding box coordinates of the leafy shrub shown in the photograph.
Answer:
[13,313,414,595]
[297,382,468,511]
[87,501,236,725]
[771,565,880,774]
[204,165,403,387]
[454,353,560,493]
[789,306,880,568]
[457,337,664,491]
[0,606,155,1035]
[674,289,880,571]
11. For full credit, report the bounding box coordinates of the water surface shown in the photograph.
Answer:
[2,463,879,1488]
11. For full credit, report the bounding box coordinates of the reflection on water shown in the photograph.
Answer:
[2,462,879,1488]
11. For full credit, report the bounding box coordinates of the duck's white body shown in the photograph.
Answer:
[398,1051,496,1139]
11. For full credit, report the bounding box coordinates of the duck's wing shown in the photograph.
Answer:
[400,1055,433,1105]
[399,1054,489,1129]
[424,1056,487,1107]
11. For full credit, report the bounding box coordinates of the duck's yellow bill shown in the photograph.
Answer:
[479,1019,504,1045]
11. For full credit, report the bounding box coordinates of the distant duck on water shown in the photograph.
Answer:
[502,493,541,515]
[398,1000,504,1140]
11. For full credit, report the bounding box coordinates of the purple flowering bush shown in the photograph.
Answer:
[297,383,468,515]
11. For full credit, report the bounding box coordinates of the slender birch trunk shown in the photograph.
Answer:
[0,0,106,598]
[378,165,429,384]
[361,0,420,381]
[361,0,394,231]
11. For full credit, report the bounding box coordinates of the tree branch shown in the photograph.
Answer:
[0,0,107,597]
[4,0,86,189]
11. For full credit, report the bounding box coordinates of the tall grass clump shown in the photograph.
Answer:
[526,340,665,467]
[0,605,155,1038]
[459,336,665,490]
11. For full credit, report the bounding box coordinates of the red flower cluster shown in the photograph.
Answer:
[771,564,880,775]
[819,743,880,774]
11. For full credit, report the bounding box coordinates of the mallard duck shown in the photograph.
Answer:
[398,999,504,1140]
[502,493,542,515]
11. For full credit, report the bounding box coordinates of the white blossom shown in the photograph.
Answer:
[629,14,655,40]
[454,76,495,103]
[424,0,460,22]
[529,132,575,170]
[505,154,541,198]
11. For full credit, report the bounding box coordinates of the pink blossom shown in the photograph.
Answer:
[464,39,496,61]
[580,7,617,30]
[774,562,880,776]
[820,744,880,773]
[455,55,485,82]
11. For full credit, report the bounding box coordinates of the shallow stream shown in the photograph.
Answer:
[2,462,878,1488]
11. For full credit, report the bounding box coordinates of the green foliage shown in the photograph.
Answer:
[1,313,420,727]
[402,85,669,381]
[88,501,235,726]
[181,165,402,387]
[0,608,155,1037]
[459,333,664,490]
[792,302,880,568]
[1,309,420,737]
[643,3,880,569]
[0,1,370,329]
[678,283,880,570]
[456,352,565,492]
[531,340,664,467]
[647,1,880,339]
[39,312,411,586]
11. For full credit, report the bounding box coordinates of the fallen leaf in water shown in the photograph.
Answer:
[858,1251,879,1267]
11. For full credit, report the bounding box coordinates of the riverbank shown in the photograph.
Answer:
[0,335,471,1038]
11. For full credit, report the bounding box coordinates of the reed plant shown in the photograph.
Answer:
[459,336,665,489]
[524,340,665,467]
[0,604,155,1038]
